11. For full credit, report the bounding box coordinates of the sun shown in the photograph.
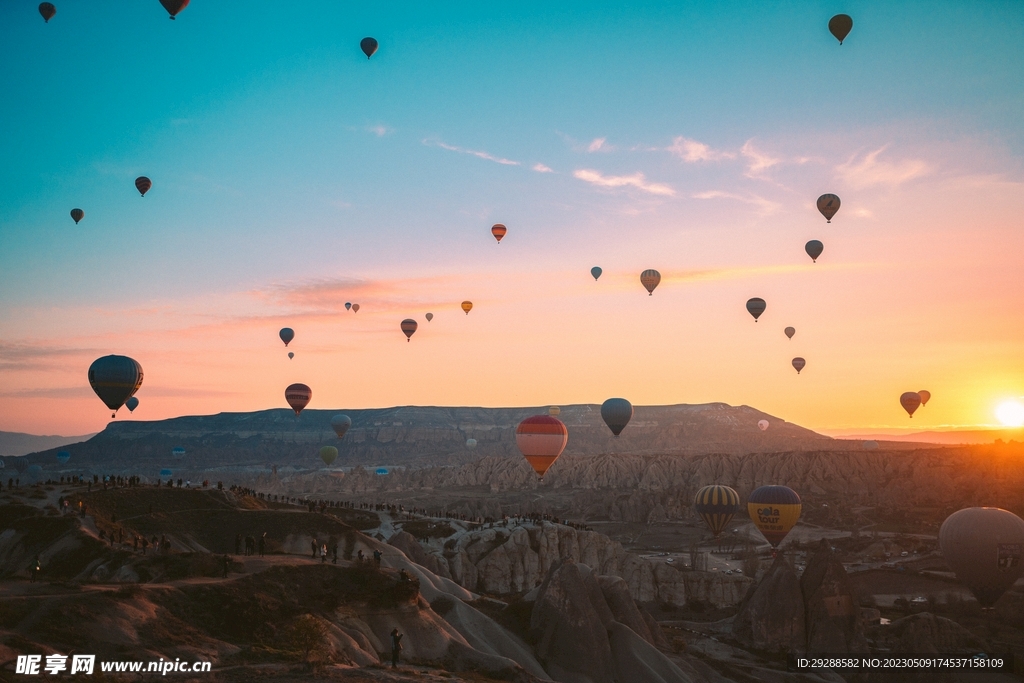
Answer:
[995,400,1024,428]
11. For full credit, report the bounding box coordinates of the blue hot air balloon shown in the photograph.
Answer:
[57,451,71,464]
[375,467,389,476]
[159,468,173,477]
[172,447,186,458]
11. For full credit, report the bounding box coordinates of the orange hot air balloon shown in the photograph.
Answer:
[640,269,660,295]
[135,176,152,196]
[491,224,507,243]
[39,3,56,22]
[900,391,921,418]
[461,301,473,315]
[918,390,931,407]
[285,383,312,415]
[352,303,360,313]
[425,312,433,322]
[401,319,418,341]
[516,415,568,479]
[159,0,189,19]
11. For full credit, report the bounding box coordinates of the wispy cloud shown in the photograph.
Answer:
[366,124,392,137]
[693,190,781,215]
[0,342,98,371]
[532,163,554,173]
[740,140,782,178]
[573,169,675,196]
[424,139,520,166]
[836,146,931,188]
[588,137,610,152]
[667,137,735,162]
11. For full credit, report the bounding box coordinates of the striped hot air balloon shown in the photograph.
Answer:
[491,224,507,243]
[693,485,740,537]
[640,269,661,295]
[746,298,766,321]
[747,485,802,549]
[285,383,312,415]
[461,301,473,315]
[792,357,806,374]
[401,319,418,341]
[515,415,568,479]
[135,176,152,196]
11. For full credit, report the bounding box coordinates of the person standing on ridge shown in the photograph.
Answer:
[390,628,403,669]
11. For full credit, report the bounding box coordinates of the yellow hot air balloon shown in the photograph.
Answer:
[461,301,473,315]
[319,446,338,466]
[548,406,561,416]
[747,485,801,550]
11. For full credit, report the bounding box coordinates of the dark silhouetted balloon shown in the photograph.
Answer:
[784,326,795,340]
[125,396,139,413]
[461,301,473,315]
[425,313,433,322]
[345,302,352,310]
[746,297,766,321]
[758,419,769,431]
[39,3,56,22]
[817,194,840,222]
[792,357,806,374]
[159,0,189,19]
[331,414,352,439]
[805,240,824,262]
[401,319,417,341]
[516,415,568,479]
[279,328,294,347]
[88,355,143,417]
[135,176,152,196]
[640,269,660,295]
[319,446,338,466]
[361,37,378,59]
[57,450,70,464]
[828,14,853,44]
[288,352,294,359]
[694,485,740,537]
[70,208,84,224]
[591,267,602,281]
[918,390,931,406]
[748,485,801,548]
[491,224,506,243]
[601,398,633,437]
[352,304,360,313]
[285,383,312,415]
[900,391,921,417]
[940,507,1024,607]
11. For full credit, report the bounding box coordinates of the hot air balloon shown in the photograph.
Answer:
[172,446,185,458]
[361,37,378,59]
[491,224,507,243]
[805,240,824,263]
[319,446,338,466]
[125,396,139,413]
[828,14,853,44]
[461,301,473,315]
[746,298,766,321]
[135,176,152,196]
[900,391,921,418]
[352,304,360,313]
[694,485,740,537]
[375,467,389,476]
[601,398,633,437]
[425,313,433,322]
[548,406,560,416]
[591,267,602,281]
[817,194,840,222]
[39,3,56,22]
[279,328,294,346]
[285,383,312,415]
[918,390,931,407]
[159,0,188,19]
[331,414,352,439]
[288,352,294,359]
[401,319,417,341]
[792,357,806,374]
[940,507,1024,607]
[70,208,84,224]
[57,451,70,464]
[160,468,173,477]
[88,355,143,417]
[345,302,352,310]
[748,485,801,549]
[758,420,769,431]
[640,269,661,295]
[466,438,477,449]
[784,327,795,340]
[516,415,568,479]
[862,440,879,450]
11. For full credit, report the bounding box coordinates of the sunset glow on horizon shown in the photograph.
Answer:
[2,2,1023,436]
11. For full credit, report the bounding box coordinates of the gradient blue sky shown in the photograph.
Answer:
[2,1,1023,435]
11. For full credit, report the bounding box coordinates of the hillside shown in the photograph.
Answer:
[0,431,95,457]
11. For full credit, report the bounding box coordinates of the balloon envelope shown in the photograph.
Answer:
[548,406,560,416]
[351,304,360,313]
[748,485,802,548]
[345,302,352,310]
[288,352,294,359]
[900,392,922,417]
[694,485,740,537]
[425,312,433,322]
[461,301,473,315]
[491,224,507,242]
[516,415,568,479]
[160,468,173,477]
[640,269,661,295]
[591,267,602,281]
[39,3,56,22]
[88,355,143,416]
[361,37,378,58]
[758,420,769,431]
[70,208,84,224]
[918,390,931,406]
[784,327,795,339]
[125,396,139,413]
[375,467,389,476]
[805,240,824,262]
[159,0,189,19]
[285,383,312,415]
[401,319,418,341]
[319,446,338,466]
[331,414,352,439]
[135,176,152,196]
[56,451,70,464]
[940,507,1024,607]
[466,438,477,449]
[792,357,806,374]
[817,194,841,222]
[828,14,853,44]
[746,298,766,321]
[862,440,879,450]
[601,398,633,436]
[279,328,294,346]
[172,447,185,458]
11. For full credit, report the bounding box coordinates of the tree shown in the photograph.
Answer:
[285,614,330,666]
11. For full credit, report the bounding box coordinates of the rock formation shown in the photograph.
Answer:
[800,540,869,654]
[732,553,806,652]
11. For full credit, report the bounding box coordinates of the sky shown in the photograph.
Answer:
[1,1,1023,436]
